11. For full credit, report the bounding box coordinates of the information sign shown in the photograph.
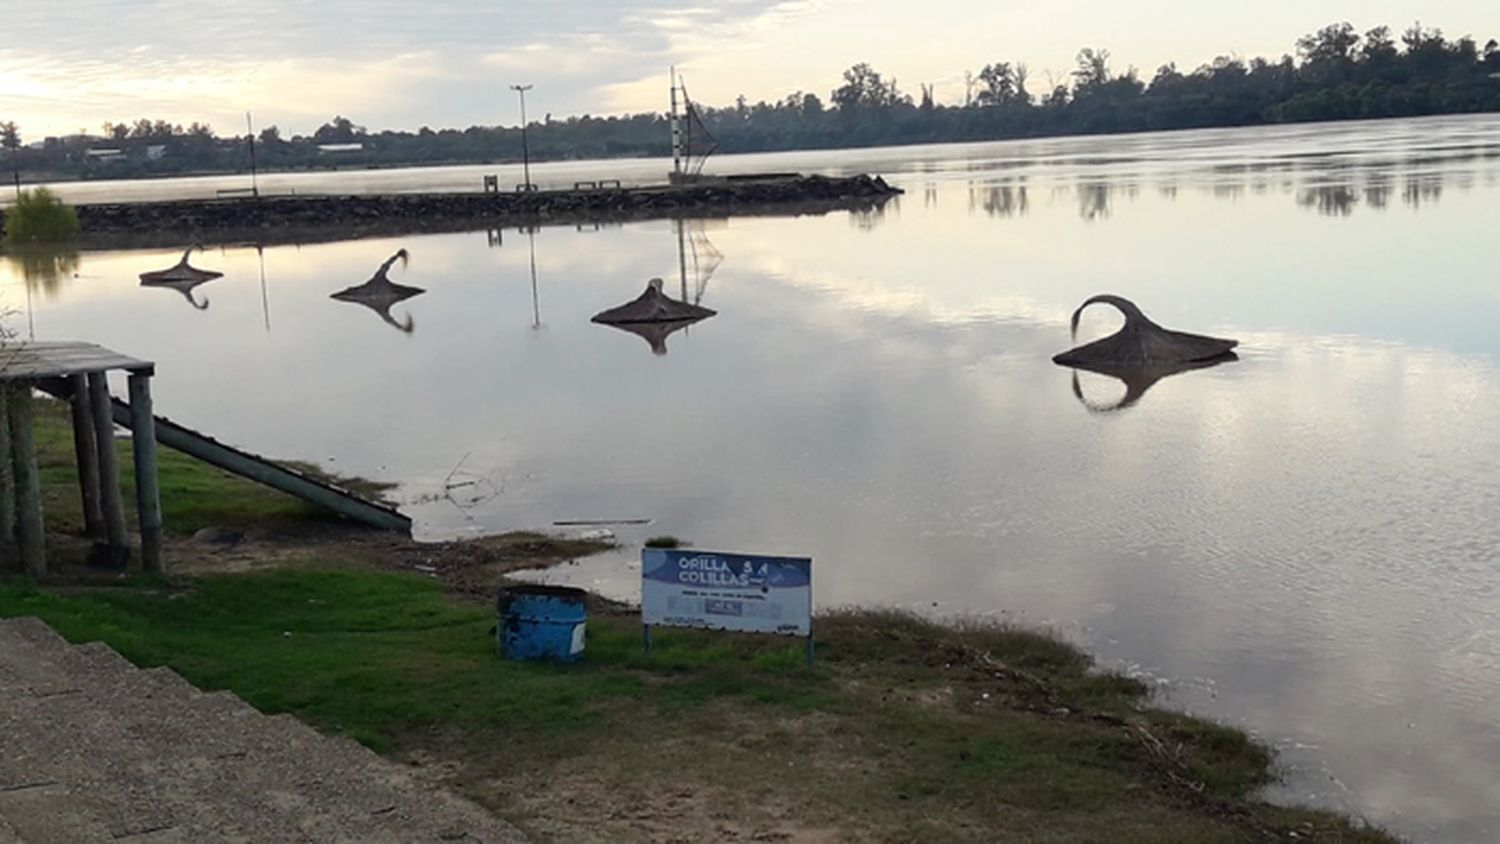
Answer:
[641,548,812,638]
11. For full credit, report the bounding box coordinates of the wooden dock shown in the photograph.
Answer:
[1,342,162,575]
[0,341,410,578]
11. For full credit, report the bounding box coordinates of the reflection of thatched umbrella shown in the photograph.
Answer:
[1053,294,1237,367]
[1067,354,1237,413]
[331,249,425,333]
[591,278,717,324]
[139,245,223,310]
[598,317,709,356]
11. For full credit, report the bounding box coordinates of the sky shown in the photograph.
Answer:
[1,0,1496,139]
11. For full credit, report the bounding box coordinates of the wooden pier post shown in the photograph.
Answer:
[0,385,16,560]
[127,372,163,573]
[7,383,46,577]
[87,372,130,559]
[69,373,105,538]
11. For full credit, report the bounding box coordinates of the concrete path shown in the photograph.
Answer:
[0,617,524,843]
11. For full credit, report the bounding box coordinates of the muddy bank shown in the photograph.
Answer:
[36,173,901,248]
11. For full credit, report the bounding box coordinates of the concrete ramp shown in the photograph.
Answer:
[0,616,521,842]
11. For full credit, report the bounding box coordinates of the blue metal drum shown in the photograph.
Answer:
[496,585,588,662]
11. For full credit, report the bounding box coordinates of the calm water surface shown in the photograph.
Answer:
[5,115,1499,842]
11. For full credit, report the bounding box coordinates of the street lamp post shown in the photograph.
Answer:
[510,84,534,191]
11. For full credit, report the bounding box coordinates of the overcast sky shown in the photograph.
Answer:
[2,0,1496,138]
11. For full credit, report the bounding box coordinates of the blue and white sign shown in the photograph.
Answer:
[642,549,812,637]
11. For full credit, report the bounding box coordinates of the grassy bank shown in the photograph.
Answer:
[30,397,329,536]
[5,398,1396,841]
[0,571,1393,843]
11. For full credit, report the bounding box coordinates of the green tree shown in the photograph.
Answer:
[976,62,1017,106]
[1073,48,1111,89]
[1298,22,1360,63]
[832,63,908,111]
[1,122,20,194]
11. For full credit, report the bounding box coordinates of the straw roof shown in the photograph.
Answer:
[1052,294,1237,367]
[591,279,717,325]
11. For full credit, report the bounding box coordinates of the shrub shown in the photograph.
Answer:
[3,187,80,245]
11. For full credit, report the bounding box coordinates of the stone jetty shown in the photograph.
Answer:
[50,173,901,245]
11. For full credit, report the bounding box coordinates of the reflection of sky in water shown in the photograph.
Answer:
[3,115,1499,843]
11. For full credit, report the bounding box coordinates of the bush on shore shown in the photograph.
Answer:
[3,187,80,245]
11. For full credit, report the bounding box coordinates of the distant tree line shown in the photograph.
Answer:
[3,22,1499,182]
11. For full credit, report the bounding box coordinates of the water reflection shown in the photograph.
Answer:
[1078,181,1112,220]
[675,219,722,305]
[1066,354,1239,413]
[968,183,1028,217]
[522,226,542,330]
[596,317,711,356]
[849,196,897,230]
[330,248,425,333]
[961,135,1496,221]
[1297,184,1359,217]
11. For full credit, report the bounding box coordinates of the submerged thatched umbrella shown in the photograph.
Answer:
[591,278,717,325]
[331,249,425,333]
[139,245,223,310]
[1068,355,1238,413]
[1052,294,1237,367]
[591,278,716,355]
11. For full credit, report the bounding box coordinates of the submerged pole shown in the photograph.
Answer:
[69,373,105,537]
[8,383,46,577]
[510,84,534,190]
[127,372,163,573]
[669,67,682,177]
[88,372,130,558]
[0,385,15,557]
[245,111,260,198]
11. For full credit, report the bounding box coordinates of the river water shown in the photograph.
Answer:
[4,114,1499,842]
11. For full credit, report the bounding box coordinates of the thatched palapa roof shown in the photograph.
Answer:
[1052,294,1237,367]
[331,249,426,333]
[591,278,717,325]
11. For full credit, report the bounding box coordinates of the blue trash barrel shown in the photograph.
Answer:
[496,585,588,662]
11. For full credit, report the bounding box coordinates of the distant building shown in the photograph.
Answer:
[145,144,167,161]
[85,148,126,163]
[317,143,364,154]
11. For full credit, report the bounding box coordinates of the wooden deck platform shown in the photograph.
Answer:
[1,342,162,576]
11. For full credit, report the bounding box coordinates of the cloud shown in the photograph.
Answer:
[0,0,806,135]
[481,36,645,79]
[7,0,1500,137]
[597,0,843,111]
[0,47,453,137]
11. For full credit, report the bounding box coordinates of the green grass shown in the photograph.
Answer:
[31,397,333,535]
[0,570,1397,842]
[5,393,1395,840]
[643,535,682,548]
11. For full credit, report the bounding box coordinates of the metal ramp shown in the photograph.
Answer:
[104,398,412,533]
